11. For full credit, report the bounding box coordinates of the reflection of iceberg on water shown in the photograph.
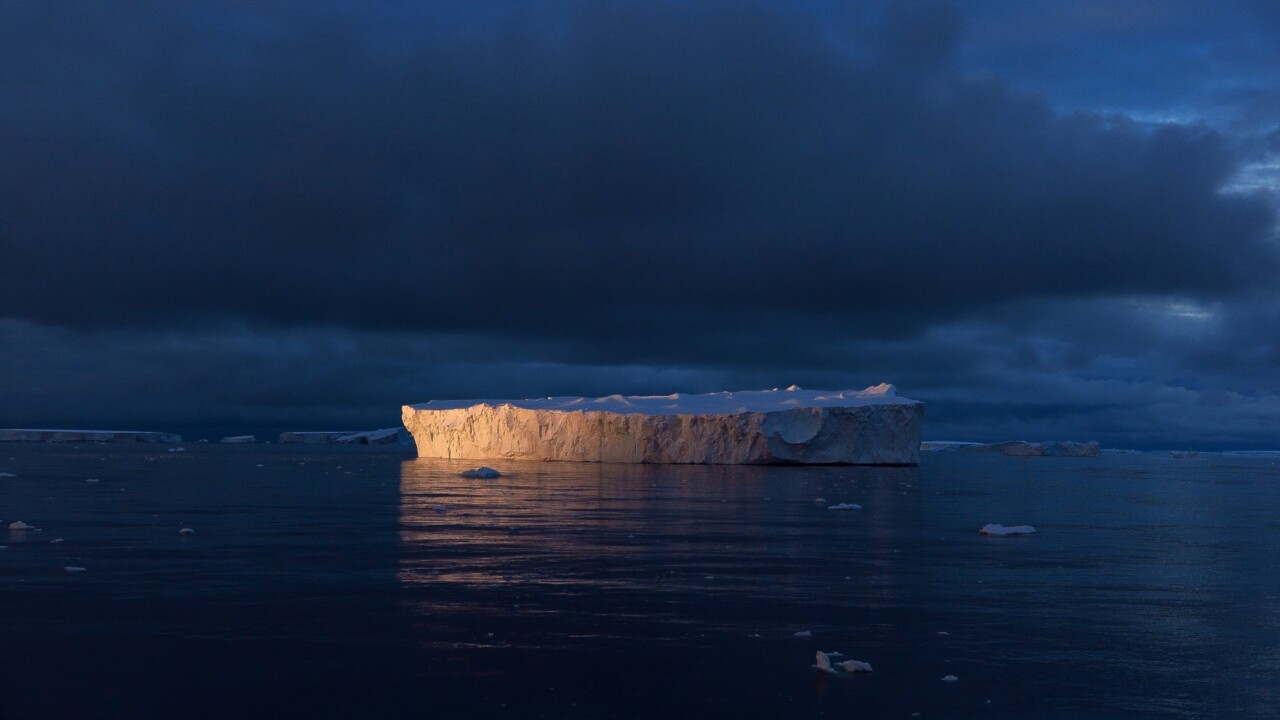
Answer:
[401,385,924,465]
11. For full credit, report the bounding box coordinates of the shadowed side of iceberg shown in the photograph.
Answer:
[400,387,924,465]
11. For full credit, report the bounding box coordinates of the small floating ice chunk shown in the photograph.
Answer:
[9,521,35,530]
[51,538,64,544]
[63,566,86,572]
[794,630,812,638]
[937,631,949,636]
[814,651,872,674]
[179,528,195,535]
[0,472,16,477]
[460,467,501,479]
[86,478,100,483]
[167,447,186,453]
[827,503,863,511]
[979,523,1036,536]
[814,498,827,504]
[942,674,958,682]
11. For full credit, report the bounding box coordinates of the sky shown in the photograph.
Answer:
[2,0,1278,448]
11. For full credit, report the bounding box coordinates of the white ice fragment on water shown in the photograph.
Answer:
[220,435,256,444]
[9,521,34,530]
[937,631,949,636]
[63,566,86,572]
[814,651,872,674]
[460,467,501,478]
[814,650,834,673]
[979,523,1036,536]
[179,528,194,535]
[794,630,812,638]
[86,478,100,483]
[814,498,827,504]
[0,545,7,549]
[942,675,959,682]
[51,538,64,544]
[827,503,863,511]
[0,472,16,477]
[167,447,186,452]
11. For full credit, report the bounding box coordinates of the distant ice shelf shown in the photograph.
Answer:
[0,429,182,443]
[278,428,410,445]
[401,385,924,465]
[924,440,1099,457]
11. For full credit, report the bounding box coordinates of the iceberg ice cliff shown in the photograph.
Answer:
[402,385,924,465]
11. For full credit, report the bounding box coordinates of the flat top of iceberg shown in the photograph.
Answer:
[411,384,919,415]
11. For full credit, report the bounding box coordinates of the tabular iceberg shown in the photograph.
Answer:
[401,384,924,465]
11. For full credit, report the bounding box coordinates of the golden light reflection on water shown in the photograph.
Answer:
[396,457,924,608]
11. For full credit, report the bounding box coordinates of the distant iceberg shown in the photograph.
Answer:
[278,428,410,445]
[962,441,1098,458]
[402,385,924,465]
[0,429,181,443]
[979,523,1036,536]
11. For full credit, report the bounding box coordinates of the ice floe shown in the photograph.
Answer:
[827,503,863,511]
[460,467,501,478]
[979,523,1036,536]
[814,651,873,674]
[9,521,35,530]
[0,472,16,477]
[179,528,195,535]
[942,675,959,682]
[63,566,86,572]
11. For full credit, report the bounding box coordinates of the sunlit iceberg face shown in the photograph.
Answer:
[401,386,925,465]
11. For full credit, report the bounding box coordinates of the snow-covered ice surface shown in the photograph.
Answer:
[403,385,924,465]
[414,384,914,414]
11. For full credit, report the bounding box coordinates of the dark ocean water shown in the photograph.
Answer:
[1,444,1277,719]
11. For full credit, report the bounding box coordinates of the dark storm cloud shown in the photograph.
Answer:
[2,1,1275,367]
[3,1,1280,446]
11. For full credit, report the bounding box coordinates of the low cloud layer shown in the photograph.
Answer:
[2,2,1278,446]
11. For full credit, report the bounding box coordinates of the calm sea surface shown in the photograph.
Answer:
[1,444,1277,719]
